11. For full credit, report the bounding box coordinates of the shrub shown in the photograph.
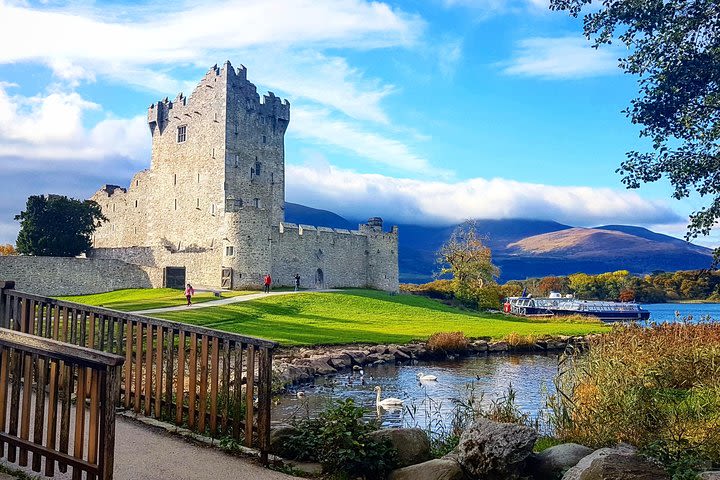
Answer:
[476,284,503,310]
[399,280,454,299]
[504,332,538,348]
[427,331,469,353]
[285,399,397,479]
[548,322,720,469]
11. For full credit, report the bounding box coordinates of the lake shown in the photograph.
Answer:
[644,302,720,322]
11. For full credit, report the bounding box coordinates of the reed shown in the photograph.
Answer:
[548,321,720,465]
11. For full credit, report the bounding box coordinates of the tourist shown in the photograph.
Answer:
[263,274,272,293]
[184,283,195,306]
[294,273,300,291]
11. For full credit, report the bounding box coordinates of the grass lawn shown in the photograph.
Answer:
[152,289,609,346]
[58,288,254,312]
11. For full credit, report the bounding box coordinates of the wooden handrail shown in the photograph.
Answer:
[3,288,277,349]
[0,323,123,479]
[0,329,124,368]
[0,283,276,463]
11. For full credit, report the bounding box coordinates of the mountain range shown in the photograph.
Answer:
[284,202,714,283]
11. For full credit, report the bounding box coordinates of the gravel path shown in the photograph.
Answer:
[133,289,339,315]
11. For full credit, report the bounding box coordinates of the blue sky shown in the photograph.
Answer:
[0,0,712,246]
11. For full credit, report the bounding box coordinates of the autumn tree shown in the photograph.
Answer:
[437,222,500,304]
[550,0,720,251]
[15,195,107,257]
[0,244,17,256]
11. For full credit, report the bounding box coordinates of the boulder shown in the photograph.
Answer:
[368,428,431,468]
[328,354,352,369]
[699,472,720,480]
[488,342,509,352]
[343,350,368,365]
[456,418,538,480]
[390,459,466,480]
[269,425,299,458]
[389,347,411,361]
[526,443,593,480]
[561,444,670,480]
[306,357,336,375]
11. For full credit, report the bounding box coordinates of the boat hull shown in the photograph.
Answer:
[515,306,650,322]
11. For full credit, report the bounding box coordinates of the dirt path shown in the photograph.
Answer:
[134,289,339,315]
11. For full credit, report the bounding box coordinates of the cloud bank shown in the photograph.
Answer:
[286,162,681,227]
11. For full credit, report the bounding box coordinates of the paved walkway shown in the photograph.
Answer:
[134,289,338,315]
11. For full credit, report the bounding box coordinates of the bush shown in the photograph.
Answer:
[427,331,469,353]
[400,279,455,299]
[548,322,720,469]
[504,332,538,348]
[285,399,397,479]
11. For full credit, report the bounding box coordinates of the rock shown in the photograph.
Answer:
[280,365,313,384]
[390,347,411,361]
[699,472,720,480]
[390,459,466,480]
[488,342,509,352]
[368,428,431,468]
[369,345,389,354]
[307,357,336,375]
[471,340,489,352]
[456,418,537,480]
[328,354,352,369]
[526,443,593,480]
[283,460,323,476]
[343,350,368,365]
[561,444,670,480]
[269,425,299,458]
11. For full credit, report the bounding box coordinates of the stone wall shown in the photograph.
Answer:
[0,256,153,296]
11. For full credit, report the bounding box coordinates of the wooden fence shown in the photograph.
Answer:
[0,281,278,463]
[0,328,123,480]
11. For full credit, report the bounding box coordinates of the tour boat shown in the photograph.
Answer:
[504,292,650,322]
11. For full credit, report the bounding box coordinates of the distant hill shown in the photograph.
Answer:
[284,203,714,283]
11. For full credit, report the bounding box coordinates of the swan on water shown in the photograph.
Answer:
[416,372,438,381]
[296,391,306,399]
[374,386,403,407]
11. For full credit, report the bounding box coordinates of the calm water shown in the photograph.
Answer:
[644,302,720,322]
[272,354,558,431]
[271,303,720,432]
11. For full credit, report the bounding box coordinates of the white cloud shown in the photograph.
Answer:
[289,107,442,176]
[501,37,620,78]
[0,84,148,165]
[443,0,550,15]
[286,161,681,226]
[437,39,463,78]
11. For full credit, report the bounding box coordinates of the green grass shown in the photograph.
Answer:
[152,289,609,346]
[58,288,254,311]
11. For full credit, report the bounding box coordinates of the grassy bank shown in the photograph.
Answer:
[58,288,253,311]
[148,289,608,346]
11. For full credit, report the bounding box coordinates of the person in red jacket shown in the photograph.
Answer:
[263,274,272,293]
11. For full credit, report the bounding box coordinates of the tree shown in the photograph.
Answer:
[550,0,720,247]
[15,195,107,257]
[0,244,17,256]
[437,222,500,303]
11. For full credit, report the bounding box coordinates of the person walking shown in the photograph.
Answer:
[184,283,195,306]
[263,274,272,293]
[294,273,301,291]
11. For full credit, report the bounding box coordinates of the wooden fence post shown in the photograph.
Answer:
[0,281,15,328]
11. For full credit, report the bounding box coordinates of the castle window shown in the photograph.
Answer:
[262,135,266,144]
[253,198,260,208]
[112,204,116,212]
[174,199,177,210]
[225,246,234,256]
[212,148,215,158]
[235,154,240,167]
[134,200,138,208]
[177,125,186,143]
[173,174,177,186]
[197,173,200,183]
[211,203,216,215]
[135,180,139,187]
[196,198,200,209]
[254,161,261,176]
[271,172,274,184]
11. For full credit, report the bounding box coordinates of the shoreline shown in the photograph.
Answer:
[274,334,593,387]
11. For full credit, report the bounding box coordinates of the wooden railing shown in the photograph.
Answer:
[0,328,123,480]
[0,282,277,462]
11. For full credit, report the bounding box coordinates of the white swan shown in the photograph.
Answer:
[374,386,403,407]
[416,372,438,381]
[296,391,306,399]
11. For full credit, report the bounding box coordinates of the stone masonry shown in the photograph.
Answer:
[90,61,399,291]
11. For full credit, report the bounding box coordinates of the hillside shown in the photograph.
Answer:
[284,203,714,282]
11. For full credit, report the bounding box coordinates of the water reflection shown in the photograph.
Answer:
[272,353,559,432]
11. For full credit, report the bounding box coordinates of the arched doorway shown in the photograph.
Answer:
[315,268,324,289]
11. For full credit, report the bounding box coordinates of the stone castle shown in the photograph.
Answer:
[89,61,399,292]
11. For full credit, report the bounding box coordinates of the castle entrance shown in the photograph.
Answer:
[164,267,186,289]
[315,268,324,289]
[221,267,233,289]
